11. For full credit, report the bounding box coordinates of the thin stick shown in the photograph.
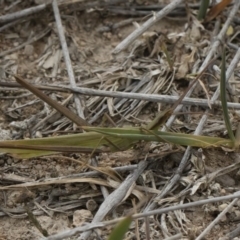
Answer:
[0,19,21,32]
[112,0,183,54]
[2,81,240,110]
[0,0,86,24]
[52,0,85,119]
[0,3,47,24]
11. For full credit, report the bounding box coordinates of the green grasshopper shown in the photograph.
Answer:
[0,58,234,159]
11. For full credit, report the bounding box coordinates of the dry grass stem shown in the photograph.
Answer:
[112,0,184,54]
[0,3,47,24]
[2,81,240,110]
[52,0,85,119]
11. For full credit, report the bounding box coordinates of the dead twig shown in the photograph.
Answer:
[0,19,21,32]
[112,0,184,54]
[52,0,85,120]
[0,3,47,24]
[2,81,240,110]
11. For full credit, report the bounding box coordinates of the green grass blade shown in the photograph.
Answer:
[107,216,132,240]
[220,48,235,142]
[198,0,210,20]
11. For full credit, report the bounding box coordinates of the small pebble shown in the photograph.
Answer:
[220,189,226,195]
[24,45,34,56]
[236,200,240,208]
[214,224,220,230]
[35,164,42,170]
[73,209,92,227]
[86,199,98,212]
[7,158,12,165]
[218,203,228,212]
[235,210,240,218]
[80,41,86,46]
[35,131,42,138]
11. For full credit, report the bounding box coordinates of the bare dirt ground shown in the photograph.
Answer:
[1,0,240,240]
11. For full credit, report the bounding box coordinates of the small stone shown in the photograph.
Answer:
[35,164,42,170]
[236,200,240,208]
[7,158,12,165]
[7,191,21,207]
[67,166,74,171]
[218,203,228,212]
[215,174,235,187]
[235,210,240,218]
[220,189,226,195]
[37,216,53,230]
[7,201,14,208]
[219,214,227,222]
[29,55,34,61]
[80,41,86,46]
[214,224,220,230]
[73,209,92,227]
[86,199,98,212]
[56,164,61,171]
[35,131,42,138]
[0,129,11,140]
[106,32,112,39]
[24,45,34,56]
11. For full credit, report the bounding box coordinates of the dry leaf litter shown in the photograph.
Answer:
[0,0,240,239]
